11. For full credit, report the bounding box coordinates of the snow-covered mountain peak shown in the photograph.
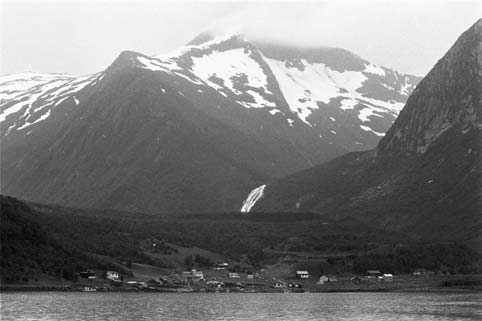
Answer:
[156,32,245,62]
[186,31,246,46]
[134,33,422,146]
[1,34,421,155]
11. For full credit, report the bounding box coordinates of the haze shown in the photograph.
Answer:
[1,0,480,76]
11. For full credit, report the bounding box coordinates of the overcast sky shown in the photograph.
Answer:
[1,0,480,76]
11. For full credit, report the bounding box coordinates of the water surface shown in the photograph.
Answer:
[1,292,481,320]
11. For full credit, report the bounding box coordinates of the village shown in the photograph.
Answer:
[70,264,455,293]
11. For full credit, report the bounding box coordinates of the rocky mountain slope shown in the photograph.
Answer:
[0,33,420,213]
[248,19,481,244]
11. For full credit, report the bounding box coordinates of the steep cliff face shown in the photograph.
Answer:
[378,19,481,155]
[250,20,481,244]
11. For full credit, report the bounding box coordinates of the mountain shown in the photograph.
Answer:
[157,33,420,150]
[248,19,481,245]
[0,33,420,214]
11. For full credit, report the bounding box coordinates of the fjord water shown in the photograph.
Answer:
[1,292,481,321]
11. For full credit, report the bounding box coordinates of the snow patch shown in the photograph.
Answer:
[17,109,51,130]
[0,79,67,123]
[0,73,74,102]
[263,55,368,125]
[360,125,385,136]
[364,63,386,76]
[191,48,274,108]
[237,90,275,108]
[0,73,97,132]
[339,98,358,110]
[399,76,412,96]
[357,105,385,122]
[262,54,407,128]
[54,96,69,107]
[136,56,204,85]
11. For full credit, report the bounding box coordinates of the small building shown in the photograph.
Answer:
[382,274,394,282]
[228,272,240,278]
[295,271,310,279]
[413,269,428,277]
[80,269,96,279]
[138,281,148,288]
[288,282,302,288]
[317,275,329,284]
[183,269,204,282]
[206,280,223,288]
[366,270,382,278]
[126,280,147,288]
[351,276,362,284]
[82,286,96,292]
[247,274,254,279]
[216,262,229,270]
[106,271,120,281]
[273,280,286,288]
[318,274,337,284]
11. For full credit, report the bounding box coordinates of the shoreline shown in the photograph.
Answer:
[3,274,481,294]
[2,285,480,293]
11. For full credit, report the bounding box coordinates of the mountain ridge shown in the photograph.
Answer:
[378,18,481,155]
[249,19,481,245]
[1,32,421,214]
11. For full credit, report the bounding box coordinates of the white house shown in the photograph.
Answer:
[383,274,394,282]
[295,271,310,279]
[106,271,120,280]
[228,272,240,278]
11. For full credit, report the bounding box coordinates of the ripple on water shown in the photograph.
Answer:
[1,292,481,321]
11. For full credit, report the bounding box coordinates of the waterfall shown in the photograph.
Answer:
[240,185,266,213]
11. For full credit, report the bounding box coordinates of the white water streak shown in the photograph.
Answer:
[240,185,266,213]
